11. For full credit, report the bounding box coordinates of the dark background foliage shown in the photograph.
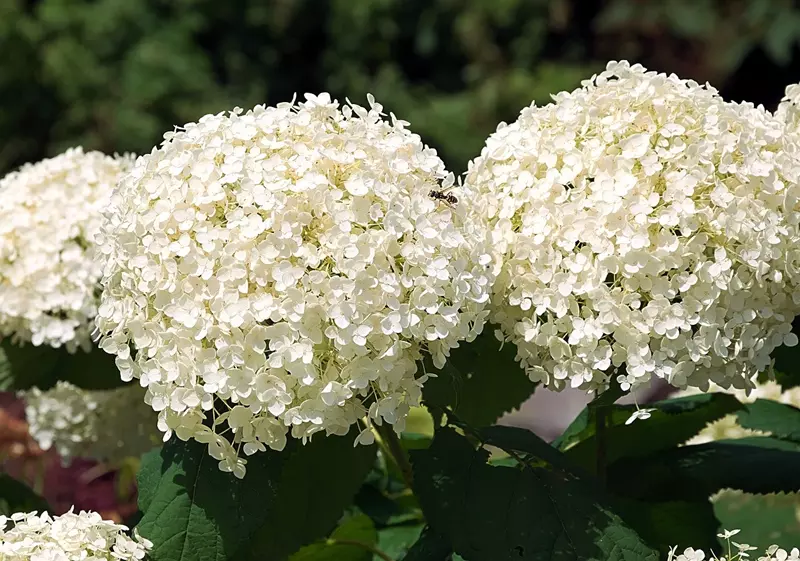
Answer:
[3,0,800,177]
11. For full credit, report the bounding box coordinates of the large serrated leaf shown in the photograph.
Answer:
[411,428,658,561]
[0,339,125,391]
[480,425,586,474]
[250,434,377,560]
[608,437,800,502]
[354,484,421,527]
[136,432,376,561]
[401,526,452,561]
[58,345,125,389]
[0,340,59,391]
[0,474,50,516]
[616,499,720,555]
[560,394,743,472]
[421,328,536,428]
[375,524,424,559]
[288,514,377,561]
[737,399,800,441]
[551,383,624,450]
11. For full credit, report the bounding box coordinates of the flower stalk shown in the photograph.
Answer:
[375,422,414,490]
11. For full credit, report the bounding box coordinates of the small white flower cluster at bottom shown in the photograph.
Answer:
[669,529,798,561]
[0,508,151,560]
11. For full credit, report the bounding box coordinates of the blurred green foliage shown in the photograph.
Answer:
[2,0,800,175]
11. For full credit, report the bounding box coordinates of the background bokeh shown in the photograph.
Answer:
[3,0,800,179]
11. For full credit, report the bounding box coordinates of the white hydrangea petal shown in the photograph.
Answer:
[0,148,133,351]
[95,95,496,476]
[465,60,800,395]
[777,83,800,131]
[670,530,800,561]
[0,508,151,560]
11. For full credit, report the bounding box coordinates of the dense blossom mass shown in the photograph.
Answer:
[777,83,800,131]
[464,60,800,393]
[96,94,494,476]
[0,148,131,351]
[0,509,151,560]
[23,381,159,463]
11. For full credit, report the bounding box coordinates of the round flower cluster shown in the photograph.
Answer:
[0,148,132,351]
[96,94,494,477]
[0,509,151,560]
[677,379,800,444]
[23,381,159,464]
[670,529,798,561]
[464,60,800,393]
[777,83,800,131]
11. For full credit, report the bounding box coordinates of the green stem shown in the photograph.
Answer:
[590,375,623,483]
[375,422,414,489]
[595,400,607,483]
[329,539,395,561]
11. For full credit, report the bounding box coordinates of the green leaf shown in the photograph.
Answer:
[561,394,743,472]
[404,407,434,438]
[411,428,658,561]
[252,435,377,561]
[136,432,376,561]
[737,399,800,441]
[772,319,800,388]
[289,514,377,561]
[136,438,284,561]
[608,437,800,502]
[0,474,50,516]
[401,406,434,451]
[774,369,800,390]
[551,380,629,452]
[401,526,452,561]
[421,327,536,428]
[0,340,59,391]
[479,425,584,474]
[354,485,421,527]
[616,499,720,555]
[59,345,127,390]
[376,524,424,559]
[713,490,800,552]
[551,408,590,451]
[0,339,125,391]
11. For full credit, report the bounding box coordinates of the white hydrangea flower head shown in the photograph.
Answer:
[465,60,800,394]
[678,379,800,444]
[0,509,152,560]
[0,148,132,351]
[777,83,800,131]
[23,381,159,464]
[669,529,799,561]
[96,93,494,477]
